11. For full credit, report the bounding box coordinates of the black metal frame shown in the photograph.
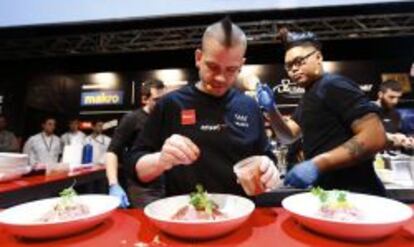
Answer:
[0,12,413,60]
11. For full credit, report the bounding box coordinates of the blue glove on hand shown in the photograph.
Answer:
[284,160,319,189]
[256,83,276,112]
[109,184,130,208]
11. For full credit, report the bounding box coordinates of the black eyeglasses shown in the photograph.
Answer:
[284,50,318,72]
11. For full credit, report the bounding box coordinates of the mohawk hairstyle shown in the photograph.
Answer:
[277,27,322,51]
[221,16,233,47]
[202,17,246,50]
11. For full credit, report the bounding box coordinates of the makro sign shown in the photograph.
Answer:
[81,91,123,106]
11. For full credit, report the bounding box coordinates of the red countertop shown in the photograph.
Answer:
[1,207,413,247]
[0,166,105,194]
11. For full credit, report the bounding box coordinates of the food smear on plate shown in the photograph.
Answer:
[37,187,90,222]
[311,187,363,222]
[171,184,227,221]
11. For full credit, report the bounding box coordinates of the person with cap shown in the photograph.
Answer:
[257,29,387,195]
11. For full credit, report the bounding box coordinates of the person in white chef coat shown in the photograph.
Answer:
[85,120,111,165]
[61,118,86,147]
[23,117,62,170]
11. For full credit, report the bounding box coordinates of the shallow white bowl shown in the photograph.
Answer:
[0,194,120,239]
[282,192,413,241]
[144,194,255,239]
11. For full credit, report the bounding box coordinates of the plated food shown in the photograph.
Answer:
[0,188,119,239]
[171,184,227,221]
[311,187,363,222]
[282,188,413,240]
[37,187,90,223]
[144,185,255,239]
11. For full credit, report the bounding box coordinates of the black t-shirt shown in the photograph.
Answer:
[378,107,401,134]
[125,84,274,196]
[108,108,148,159]
[292,73,385,195]
[108,108,165,208]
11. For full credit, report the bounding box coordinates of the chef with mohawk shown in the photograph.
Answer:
[125,17,281,197]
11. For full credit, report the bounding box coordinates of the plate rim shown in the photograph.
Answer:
[282,191,413,226]
[144,193,255,225]
[0,194,120,226]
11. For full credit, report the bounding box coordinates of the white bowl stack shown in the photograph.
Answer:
[0,153,31,182]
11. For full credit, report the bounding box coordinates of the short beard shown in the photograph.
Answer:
[380,98,393,111]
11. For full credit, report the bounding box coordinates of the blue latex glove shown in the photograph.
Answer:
[109,184,130,208]
[256,83,276,112]
[284,160,319,189]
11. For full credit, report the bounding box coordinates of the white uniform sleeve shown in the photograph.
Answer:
[23,137,37,166]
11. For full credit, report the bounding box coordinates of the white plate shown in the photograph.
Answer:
[282,192,413,240]
[0,166,31,182]
[0,153,28,169]
[0,194,120,239]
[144,194,255,239]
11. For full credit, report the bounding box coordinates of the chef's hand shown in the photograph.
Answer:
[234,156,281,194]
[401,136,414,149]
[284,160,319,189]
[109,184,130,208]
[158,134,200,171]
[406,137,414,149]
[389,133,408,147]
[256,83,276,112]
[258,156,282,191]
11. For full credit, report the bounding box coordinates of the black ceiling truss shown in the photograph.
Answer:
[0,12,413,60]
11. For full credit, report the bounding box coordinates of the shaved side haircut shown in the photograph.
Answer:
[202,17,247,51]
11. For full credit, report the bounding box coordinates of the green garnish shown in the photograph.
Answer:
[60,187,77,198]
[337,191,347,203]
[189,184,216,215]
[57,182,78,209]
[311,186,328,203]
[311,186,348,204]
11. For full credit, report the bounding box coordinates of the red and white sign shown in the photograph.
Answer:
[181,109,196,125]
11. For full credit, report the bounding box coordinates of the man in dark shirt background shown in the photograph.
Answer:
[106,79,165,208]
[375,80,414,149]
[257,29,387,195]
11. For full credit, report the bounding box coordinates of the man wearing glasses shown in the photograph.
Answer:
[257,30,387,195]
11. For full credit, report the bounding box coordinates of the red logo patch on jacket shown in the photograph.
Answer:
[181,109,196,125]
